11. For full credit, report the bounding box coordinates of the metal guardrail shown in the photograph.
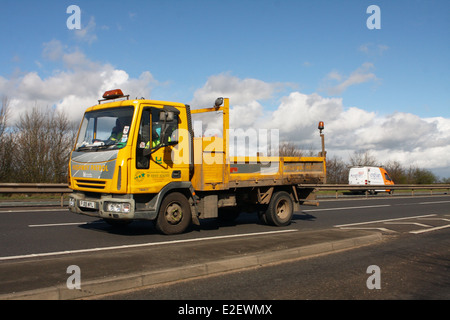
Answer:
[298,184,450,198]
[0,183,71,207]
[0,183,72,194]
[2,183,448,192]
[0,183,449,203]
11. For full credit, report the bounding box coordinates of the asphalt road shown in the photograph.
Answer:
[1,195,449,258]
[0,194,449,299]
[103,228,450,300]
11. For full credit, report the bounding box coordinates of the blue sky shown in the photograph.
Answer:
[1,0,450,176]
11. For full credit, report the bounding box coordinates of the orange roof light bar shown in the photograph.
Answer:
[103,89,124,100]
[98,89,130,104]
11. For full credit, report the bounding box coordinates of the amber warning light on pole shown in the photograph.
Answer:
[318,121,326,161]
[318,121,324,133]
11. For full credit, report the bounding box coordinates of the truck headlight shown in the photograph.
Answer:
[105,202,131,213]
[69,197,75,207]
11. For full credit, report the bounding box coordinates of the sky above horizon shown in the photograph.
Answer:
[1,0,449,177]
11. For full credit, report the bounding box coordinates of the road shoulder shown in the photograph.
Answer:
[0,228,382,300]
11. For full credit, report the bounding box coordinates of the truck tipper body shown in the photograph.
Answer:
[68,90,326,234]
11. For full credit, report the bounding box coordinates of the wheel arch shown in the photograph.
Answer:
[154,181,195,212]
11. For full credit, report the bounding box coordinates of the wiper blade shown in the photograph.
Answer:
[76,146,94,151]
[76,141,125,151]
[76,145,111,152]
[94,145,112,150]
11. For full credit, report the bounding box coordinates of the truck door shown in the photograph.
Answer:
[133,107,179,193]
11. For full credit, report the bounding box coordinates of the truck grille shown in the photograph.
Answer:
[74,179,106,190]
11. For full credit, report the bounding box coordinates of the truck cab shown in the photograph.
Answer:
[69,90,192,228]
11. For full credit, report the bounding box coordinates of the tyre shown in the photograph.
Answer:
[155,192,191,235]
[265,191,294,227]
[257,210,269,225]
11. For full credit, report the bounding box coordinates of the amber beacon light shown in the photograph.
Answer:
[318,121,324,132]
[102,89,124,100]
[318,121,326,161]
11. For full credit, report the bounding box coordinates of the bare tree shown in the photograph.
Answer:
[383,160,407,184]
[349,150,379,167]
[441,176,450,184]
[14,106,77,183]
[279,142,303,157]
[279,142,317,157]
[14,106,49,182]
[48,111,78,182]
[406,166,438,184]
[0,96,14,181]
[326,156,349,184]
[0,96,9,138]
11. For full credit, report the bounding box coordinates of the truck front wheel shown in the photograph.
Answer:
[155,192,191,235]
[265,191,294,227]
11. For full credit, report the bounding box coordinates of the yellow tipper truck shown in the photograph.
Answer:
[68,89,326,234]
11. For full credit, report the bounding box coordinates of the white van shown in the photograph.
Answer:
[348,166,394,194]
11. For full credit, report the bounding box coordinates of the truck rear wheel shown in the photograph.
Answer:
[265,191,293,227]
[155,192,191,235]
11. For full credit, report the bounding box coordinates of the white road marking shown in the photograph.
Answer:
[304,204,391,212]
[410,224,450,234]
[384,222,433,228]
[339,227,396,233]
[335,214,450,235]
[419,218,450,222]
[0,208,65,213]
[334,214,436,228]
[0,229,298,261]
[419,201,450,205]
[28,221,101,227]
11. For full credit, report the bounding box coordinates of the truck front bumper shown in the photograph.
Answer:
[68,192,136,220]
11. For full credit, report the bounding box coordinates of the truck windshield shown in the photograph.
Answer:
[75,106,134,151]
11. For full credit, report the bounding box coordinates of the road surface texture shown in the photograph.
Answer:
[0,194,448,299]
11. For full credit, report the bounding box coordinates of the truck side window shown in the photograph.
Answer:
[152,109,178,147]
[136,109,151,169]
[136,108,179,169]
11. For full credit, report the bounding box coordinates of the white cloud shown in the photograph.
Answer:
[354,112,436,150]
[191,72,287,108]
[359,43,389,56]
[263,92,341,145]
[322,62,378,95]
[42,39,65,61]
[190,73,289,134]
[74,16,97,44]
[2,54,449,175]
[0,41,157,123]
[191,73,450,174]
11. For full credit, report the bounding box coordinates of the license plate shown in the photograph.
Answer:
[79,200,96,209]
